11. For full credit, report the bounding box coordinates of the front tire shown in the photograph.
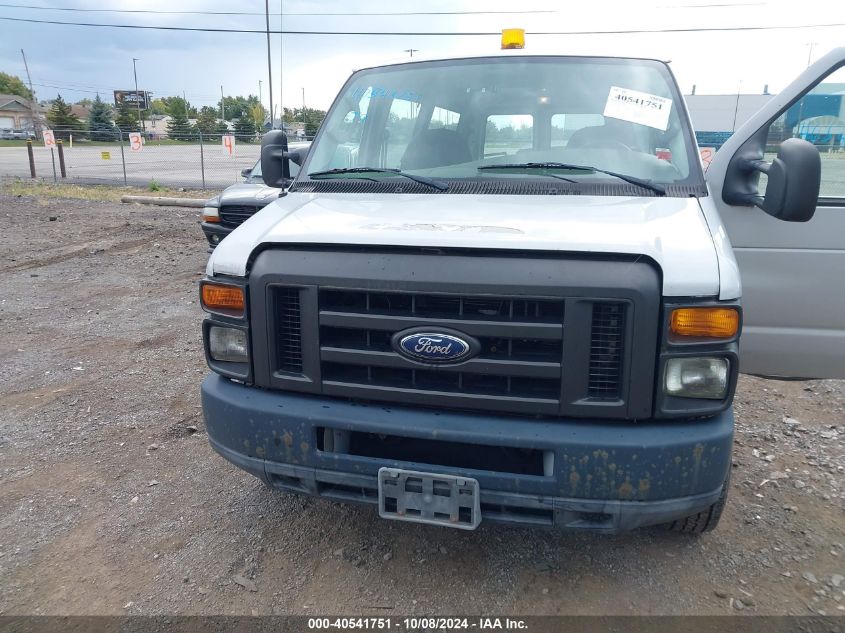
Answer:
[668,471,731,534]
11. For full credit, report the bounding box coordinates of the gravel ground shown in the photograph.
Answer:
[0,193,843,617]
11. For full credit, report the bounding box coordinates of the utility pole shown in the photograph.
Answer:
[259,80,263,106]
[404,48,419,58]
[20,48,40,139]
[220,85,225,121]
[265,0,275,129]
[132,58,145,134]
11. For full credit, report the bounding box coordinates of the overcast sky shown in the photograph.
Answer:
[1,0,843,114]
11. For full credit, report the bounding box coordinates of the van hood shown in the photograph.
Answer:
[207,192,721,297]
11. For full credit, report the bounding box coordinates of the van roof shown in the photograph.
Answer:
[352,54,670,74]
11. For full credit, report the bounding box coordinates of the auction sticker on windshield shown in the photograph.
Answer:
[604,86,672,131]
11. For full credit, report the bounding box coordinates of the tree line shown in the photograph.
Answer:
[44,94,326,142]
[2,68,328,142]
[43,94,267,142]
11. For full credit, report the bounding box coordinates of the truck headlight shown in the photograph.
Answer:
[208,326,248,363]
[664,357,729,400]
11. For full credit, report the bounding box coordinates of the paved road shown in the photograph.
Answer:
[0,144,261,189]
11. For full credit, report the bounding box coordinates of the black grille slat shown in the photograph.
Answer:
[320,290,563,322]
[319,312,562,340]
[320,347,561,379]
[275,287,303,373]
[588,303,626,399]
[218,204,259,229]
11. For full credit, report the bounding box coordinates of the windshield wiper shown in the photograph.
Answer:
[478,162,666,195]
[308,167,448,191]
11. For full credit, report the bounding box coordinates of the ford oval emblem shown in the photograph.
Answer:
[392,328,478,364]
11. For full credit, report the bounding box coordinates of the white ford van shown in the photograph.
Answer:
[199,51,845,533]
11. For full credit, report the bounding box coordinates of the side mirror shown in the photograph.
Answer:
[260,130,290,187]
[240,168,252,179]
[747,138,821,222]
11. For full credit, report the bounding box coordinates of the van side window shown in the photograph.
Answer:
[550,114,605,147]
[383,97,422,168]
[430,107,460,131]
[763,65,845,199]
[484,114,534,157]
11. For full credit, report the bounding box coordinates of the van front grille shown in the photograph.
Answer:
[252,249,659,420]
[316,289,564,415]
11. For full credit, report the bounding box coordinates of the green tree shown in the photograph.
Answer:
[87,95,116,141]
[114,100,140,134]
[233,116,257,142]
[75,97,93,107]
[195,106,221,140]
[285,106,326,136]
[250,103,267,131]
[46,94,83,139]
[166,109,193,141]
[218,94,260,121]
[149,98,168,116]
[0,71,33,100]
[157,96,196,118]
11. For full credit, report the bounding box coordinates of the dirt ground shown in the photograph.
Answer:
[0,192,843,617]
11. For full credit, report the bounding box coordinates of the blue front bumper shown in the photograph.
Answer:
[202,374,733,532]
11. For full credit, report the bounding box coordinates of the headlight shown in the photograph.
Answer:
[664,357,729,400]
[202,206,219,223]
[208,326,248,363]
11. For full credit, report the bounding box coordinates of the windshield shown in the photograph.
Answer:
[302,56,701,193]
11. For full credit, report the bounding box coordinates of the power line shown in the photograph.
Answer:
[0,3,554,17]
[2,15,844,35]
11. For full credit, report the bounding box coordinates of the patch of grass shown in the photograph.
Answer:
[148,179,163,192]
[0,140,35,147]
[0,178,215,202]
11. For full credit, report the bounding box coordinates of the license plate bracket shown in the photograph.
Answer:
[377,467,481,530]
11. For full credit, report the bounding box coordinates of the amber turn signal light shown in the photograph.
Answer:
[201,282,245,316]
[670,307,739,338]
[201,206,219,223]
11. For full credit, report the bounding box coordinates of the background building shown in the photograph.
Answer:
[685,82,845,150]
[0,94,42,129]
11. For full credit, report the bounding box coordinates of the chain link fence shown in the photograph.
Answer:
[0,129,308,190]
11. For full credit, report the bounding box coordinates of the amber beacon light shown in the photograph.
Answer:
[670,307,739,338]
[501,28,525,49]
